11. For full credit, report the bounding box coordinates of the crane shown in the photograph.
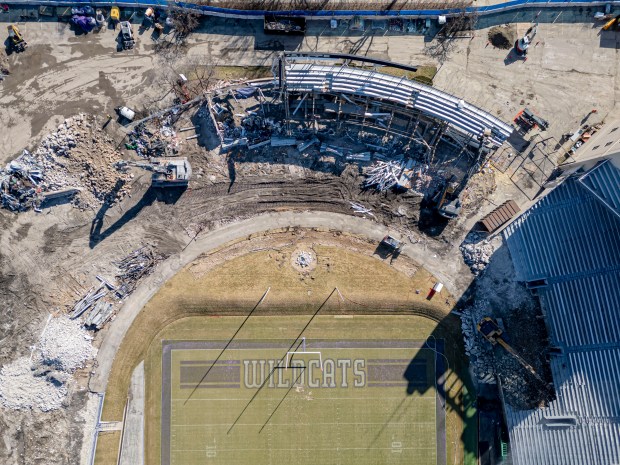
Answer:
[117,157,192,188]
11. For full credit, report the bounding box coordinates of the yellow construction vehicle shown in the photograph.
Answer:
[477,317,545,384]
[110,6,120,25]
[434,175,462,219]
[7,25,27,53]
[602,15,620,31]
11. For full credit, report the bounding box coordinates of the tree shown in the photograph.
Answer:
[168,6,201,40]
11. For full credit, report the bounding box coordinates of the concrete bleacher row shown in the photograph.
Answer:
[283,63,513,147]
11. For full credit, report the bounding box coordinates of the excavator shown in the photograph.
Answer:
[434,175,462,219]
[117,157,192,188]
[7,25,27,53]
[477,317,545,384]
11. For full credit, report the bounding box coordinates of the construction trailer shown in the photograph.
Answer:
[479,200,521,233]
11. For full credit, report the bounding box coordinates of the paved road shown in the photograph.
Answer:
[89,210,472,393]
[119,361,145,465]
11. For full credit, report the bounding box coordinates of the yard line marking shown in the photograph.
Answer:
[172,446,437,452]
[171,396,437,401]
[170,421,436,427]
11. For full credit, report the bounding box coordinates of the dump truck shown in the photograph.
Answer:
[118,158,192,188]
[477,317,545,384]
[7,25,27,52]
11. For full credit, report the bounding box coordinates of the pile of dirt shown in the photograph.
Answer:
[488,26,517,50]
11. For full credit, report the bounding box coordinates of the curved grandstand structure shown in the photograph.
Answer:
[279,54,513,147]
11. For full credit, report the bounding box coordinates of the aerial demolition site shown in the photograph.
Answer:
[0,2,619,465]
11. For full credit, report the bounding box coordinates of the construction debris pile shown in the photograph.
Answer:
[39,316,96,372]
[350,202,376,218]
[460,233,497,275]
[295,251,314,268]
[460,300,497,384]
[0,49,9,80]
[0,115,131,211]
[115,246,162,298]
[0,316,95,411]
[70,281,114,330]
[363,158,431,193]
[68,246,162,331]
[127,116,181,158]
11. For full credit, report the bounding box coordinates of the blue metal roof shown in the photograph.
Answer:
[503,170,620,465]
[578,159,620,220]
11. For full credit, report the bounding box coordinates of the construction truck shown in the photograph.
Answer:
[118,158,192,188]
[434,175,462,219]
[7,25,27,53]
[119,21,135,50]
[515,108,549,132]
[515,23,538,56]
[380,235,403,252]
[110,6,120,26]
[477,317,545,384]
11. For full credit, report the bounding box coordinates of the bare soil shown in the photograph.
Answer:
[487,26,517,50]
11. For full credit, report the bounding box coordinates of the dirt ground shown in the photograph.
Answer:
[0,13,617,465]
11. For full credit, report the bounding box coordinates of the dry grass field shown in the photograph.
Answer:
[99,233,474,465]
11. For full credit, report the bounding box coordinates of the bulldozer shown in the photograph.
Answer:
[7,25,27,53]
[117,158,192,188]
[477,317,545,384]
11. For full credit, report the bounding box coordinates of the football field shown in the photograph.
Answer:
[162,339,446,465]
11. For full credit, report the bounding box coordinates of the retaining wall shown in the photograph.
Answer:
[3,0,620,20]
